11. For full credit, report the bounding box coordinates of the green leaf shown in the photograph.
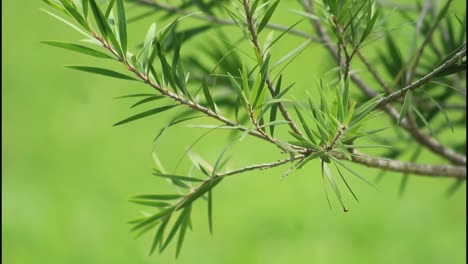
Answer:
[211,147,229,178]
[257,0,280,34]
[82,0,88,18]
[334,163,359,203]
[446,179,465,197]
[175,205,191,258]
[42,41,114,59]
[259,120,290,128]
[161,206,190,252]
[89,0,108,38]
[115,93,158,99]
[42,0,67,14]
[265,19,304,51]
[398,91,412,125]
[113,105,178,126]
[293,105,315,143]
[139,23,156,72]
[202,79,216,113]
[89,0,122,57]
[150,215,171,255]
[129,199,172,208]
[65,65,137,81]
[360,9,378,43]
[411,106,433,135]
[296,150,326,169]
[330,156,375,189]
[177,177,223,209]
[115,0,127,54]
[41,9,93,38]
[130,194,183,200]
[130,95,165,108]
[134,221,161,239]
[132,207,174,231]
[251,0,261,14]
[58,0,90,30]
[104,0,116,19]
[427,95,454,132]
[288,140,320,150]
[249,73,263,107]
[207,189,213,235]
[272,39,312,70]
[156,41,177,91]
[153,172,204,182]
[349,95,382,127]
[227,72,248,106]
[269,75,282,136]
[322,160,347,212]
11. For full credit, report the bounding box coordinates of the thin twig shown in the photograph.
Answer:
[242,0,304,136]
[377,45,467,106]
[218,155,303,177]
[332,151,466,179]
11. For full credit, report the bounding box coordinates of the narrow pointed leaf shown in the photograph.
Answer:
[161,207,190,252]
[334,163,359,203]
[104,0,116,19]
[153,172,204,182]
[116,0,127,53]
[130,95,165,108]
[257,0,280,34]
[65,66,137,81]
[446,179,464,197]
[398,91,411,125]
[323,160,347,212]
[150,215,170,255]
[113,105,178,126]
[130,194,183,200]
[82,0,88,18]
[129,199,172,208]
[331,156,376,189]
[132,207,174,231]
[269,75,281,136]
[58,0,90,30]
[202,79,216,112]
[297,150,326,169]
[41,9,93,38]
[42,41,114,59]
[207,189,213,235]
[175,206,191,258]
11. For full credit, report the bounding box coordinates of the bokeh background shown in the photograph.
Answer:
[3,0,466,263]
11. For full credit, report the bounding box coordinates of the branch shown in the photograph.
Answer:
[241,0,304,136]
[331,151,466,179]
[377,45,467,106]
[217,155,303,177]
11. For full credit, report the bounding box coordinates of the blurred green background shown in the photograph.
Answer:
[2,1,466,263]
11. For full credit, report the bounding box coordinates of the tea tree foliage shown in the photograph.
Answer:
[42,0,466,258]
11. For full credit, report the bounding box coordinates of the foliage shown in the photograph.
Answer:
[41,0,466,258]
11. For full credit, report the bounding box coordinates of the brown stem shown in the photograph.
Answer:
[241,0,304,137]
